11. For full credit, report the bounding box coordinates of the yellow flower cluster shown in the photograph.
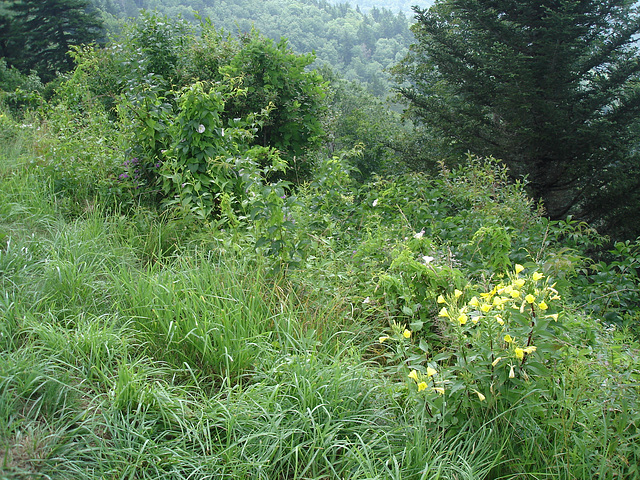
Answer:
[434,264,561,383]
[383,264,563,406]
[438,264,560,328]
[408,367,444,395]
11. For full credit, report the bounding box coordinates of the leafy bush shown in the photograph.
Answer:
[573,239,640,329]
[68,13,327,176]
[34,83,125,217]
[159,81,264,218]
[0,58,44,114]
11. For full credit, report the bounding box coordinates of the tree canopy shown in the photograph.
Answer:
[394,0,640,239]
[1,0,104,82]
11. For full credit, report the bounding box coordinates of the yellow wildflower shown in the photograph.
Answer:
[433,387,445,395]
[515,347,524,360]
[480,303,492,313]
[418,382,428,392]
[493,296,508,306]
[532,271,544,281]
[538,301,548,311]
[504,334,513,343]
[525,294,536,304]
[469,296,480,307]
[547,313,559,321]
[426,366,438,377]
[550,294,561,301]
[495,316,505,326]
[492,356,502,367]
[523,345,537,354]
[510,289,521,298]
[513,278,526,288]
[509,365,515,378]
[454,289,463,298]
[438,307,450,318]
[403,329,411,338]
[515,264,525,274]
[408,370,419,382]
[473,389,486,401]
[480,286,497,299]
[437,294,446,304]
[457,313,468,325]
[379,336,390,343]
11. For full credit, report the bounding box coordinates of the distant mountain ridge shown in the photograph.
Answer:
[327,0,434,14]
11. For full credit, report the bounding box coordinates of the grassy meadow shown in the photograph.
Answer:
[1,102,640,480]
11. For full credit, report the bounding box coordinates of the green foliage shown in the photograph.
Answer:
[378,266,640,477]
[0,81,126,217]
[394,0,640,240]
[468,224,512,274]
[573,239,640,330]
[114,77,306,265]
[0,58,28,92]
[124,11,192,83]
[220,30,327,168]
[323,70,409,179]
[62,12,193,115]
[35,82,126,217]
[117,74,175,204]
[0,59,44,114]
[376,246,464,328]
[391,266,562,424]
[160,81,251,218]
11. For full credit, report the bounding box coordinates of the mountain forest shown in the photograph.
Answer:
[1,0,640,478]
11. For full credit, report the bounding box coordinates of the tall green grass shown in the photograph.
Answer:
[0,167,503,479]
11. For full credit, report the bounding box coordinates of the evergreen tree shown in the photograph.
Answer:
[4,0,104,81]
[394,0,640,238]
[0,3,16,61]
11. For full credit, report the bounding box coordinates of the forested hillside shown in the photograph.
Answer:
[90,0,413,94]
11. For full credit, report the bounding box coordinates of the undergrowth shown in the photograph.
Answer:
[1,86,640,480]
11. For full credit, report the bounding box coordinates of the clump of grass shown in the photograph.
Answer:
[111,253,290,381]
